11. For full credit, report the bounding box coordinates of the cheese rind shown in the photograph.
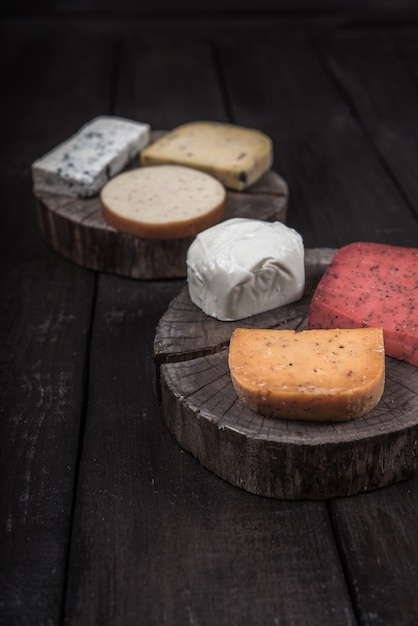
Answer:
[186,218,305,321]
[32,116,151,198]
[100,164,226,240]
[228,327,385,422]
[308,242,418,366]
[140,121,273,190]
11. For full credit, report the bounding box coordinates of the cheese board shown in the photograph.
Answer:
[34,131,288,279]
[154,248,418,500]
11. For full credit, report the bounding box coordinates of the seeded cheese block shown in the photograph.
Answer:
[100,164,226,240]
[32,116,151,198]
[186,218,305,321]
[140,121,273,191]
[308,242,418,366]
[228,327,385,422]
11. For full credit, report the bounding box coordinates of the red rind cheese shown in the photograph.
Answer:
[308,242,418,366]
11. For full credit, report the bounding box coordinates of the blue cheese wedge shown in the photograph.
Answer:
[32,116,151,198]
[186,218,305,321]
[140,121,273,191]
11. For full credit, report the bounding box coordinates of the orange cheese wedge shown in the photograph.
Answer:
[228,327,385,422]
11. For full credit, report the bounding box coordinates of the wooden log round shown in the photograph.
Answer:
[34,132,288,279]
[154,248,418,500]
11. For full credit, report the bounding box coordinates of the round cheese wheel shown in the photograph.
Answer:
[100,164,226,240]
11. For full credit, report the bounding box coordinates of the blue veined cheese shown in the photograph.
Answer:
[32,116,151,198]
[186,218,305,321]
[140,121,273,191]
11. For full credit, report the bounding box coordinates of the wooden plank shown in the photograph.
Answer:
[316,27,418,224]
[62,24,357,624]
[115,33,229,128]
[0,254,95,625]
[0,20,115,171]
[309,27,418,626]
[63,273,356,625]
[204,21,418,624]
[0,20,109,624]
[215,27,418,247]
[3,15,416,625]
[329,475,418,625]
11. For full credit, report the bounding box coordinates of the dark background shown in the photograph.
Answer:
[1,2,418,625]
[2,0,418,17]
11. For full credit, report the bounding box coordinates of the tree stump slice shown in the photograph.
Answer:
[154,249,418,500]
[34,132,288,279]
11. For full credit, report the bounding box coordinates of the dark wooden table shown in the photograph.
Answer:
[1,3,418,624]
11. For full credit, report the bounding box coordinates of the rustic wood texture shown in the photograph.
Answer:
[2,11,418,626]
[58,28,357,626]
[0,21,103,624]
[156,249,418,499]
[63,273,356,626]
[34,133,288,279]
[329,477,418,625]
[218,28,418,249]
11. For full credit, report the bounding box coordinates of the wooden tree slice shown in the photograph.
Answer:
[34,132,288,279]
[154,249,418,500]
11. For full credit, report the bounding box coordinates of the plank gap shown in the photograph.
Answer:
[59,271,99,624]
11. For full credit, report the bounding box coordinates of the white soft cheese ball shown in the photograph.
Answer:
[186,217,305,321]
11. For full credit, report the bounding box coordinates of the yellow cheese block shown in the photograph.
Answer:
[228,327,385,422]
[140,121,273,190]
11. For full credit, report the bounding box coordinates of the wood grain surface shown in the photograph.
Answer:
[155,248,418,499]
[34,132,288,279]
[2,13,418,626]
